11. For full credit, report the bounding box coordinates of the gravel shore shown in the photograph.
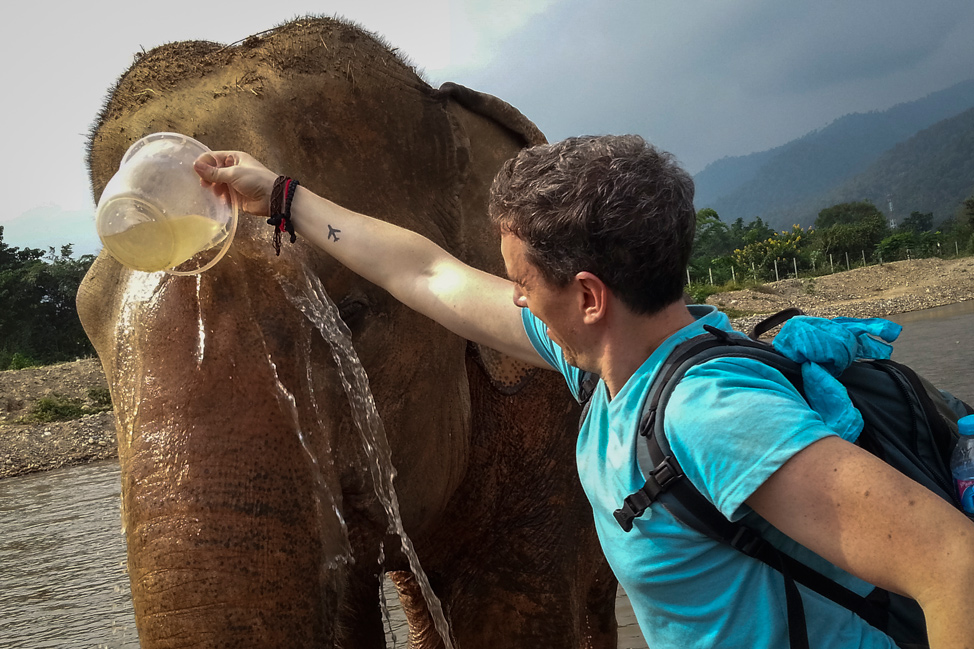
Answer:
[2,256,972,480]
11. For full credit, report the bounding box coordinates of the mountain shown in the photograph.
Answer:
[819,107,974,225]
[694,78,974,229]
[0,206,102,257]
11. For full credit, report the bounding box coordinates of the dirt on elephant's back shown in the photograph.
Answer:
[99,19,419,123]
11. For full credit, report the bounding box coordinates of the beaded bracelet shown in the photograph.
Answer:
[267,176,300,256]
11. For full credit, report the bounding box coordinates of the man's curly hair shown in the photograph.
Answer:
[489,135,696,315]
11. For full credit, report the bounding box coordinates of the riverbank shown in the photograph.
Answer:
[1,256,972,479]
[0,360,114,479]
[716,256,974,333]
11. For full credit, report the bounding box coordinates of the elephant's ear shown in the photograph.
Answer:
[436,82,547,394]
[436,82,547,147]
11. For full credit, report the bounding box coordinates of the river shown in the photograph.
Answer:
[1,302,972,648]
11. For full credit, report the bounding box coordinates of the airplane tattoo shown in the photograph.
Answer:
[327,225,341,242]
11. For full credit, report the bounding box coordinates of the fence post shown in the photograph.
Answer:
[774,259,780,282]
[709,267,714,285]
[686,268,691,285]
[752,262,756,280]
[862,250,866,266]
[731,266,736,283]
[829,254,834,273]
[845,252,851,270]
[793,258,798,278]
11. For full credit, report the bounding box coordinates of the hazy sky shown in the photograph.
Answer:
[5,0,974,228]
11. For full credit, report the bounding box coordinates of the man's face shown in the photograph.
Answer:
[501,232,583,366]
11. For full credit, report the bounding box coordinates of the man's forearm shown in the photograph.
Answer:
[289,186,452,305]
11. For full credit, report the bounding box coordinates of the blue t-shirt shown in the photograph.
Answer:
[521,305,896,649]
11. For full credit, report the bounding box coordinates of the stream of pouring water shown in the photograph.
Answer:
[280,268,455,649]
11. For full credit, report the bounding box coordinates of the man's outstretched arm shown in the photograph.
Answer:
[195,151,549,369]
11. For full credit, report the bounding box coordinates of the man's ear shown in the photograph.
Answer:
[575,271,608,324]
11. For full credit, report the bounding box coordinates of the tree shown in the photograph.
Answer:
[899,211,934,234]
[692,208,731,261]
[0,227,95,369]
[732,225,812,279]
[815,201,885,230]
[729,216,776,248]
[874,232,917,261]
[814,201,888,259]
[964,197,974,229]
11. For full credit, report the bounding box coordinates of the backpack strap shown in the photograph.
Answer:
[749,307,805,339]
[613,326,801,528]
[576,370,600,427]
[617,326,894,648]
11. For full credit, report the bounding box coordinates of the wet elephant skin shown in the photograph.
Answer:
[79,17,616,649]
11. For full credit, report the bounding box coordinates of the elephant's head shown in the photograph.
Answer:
[79,18,615,649]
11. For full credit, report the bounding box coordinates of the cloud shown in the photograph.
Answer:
[5,0,974,230]
[439,0,974,172]
[693,0,973,94]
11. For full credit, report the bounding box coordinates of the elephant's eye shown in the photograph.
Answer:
[337,292,371,328]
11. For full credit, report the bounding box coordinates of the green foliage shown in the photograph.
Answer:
[734,216,776,247]
[7,353,38,370]
[875,232,918,261]
[815,201,879,229]
[732,224,813,279]
[693,208,731,261]
[899,211,933,234]
[690,211,783,285]
[87,387,113,408]
[684,195,972,289]
[0,226,95,370]
[18,390,113,423]
[20,394,86,423]
[686,282,727,305]
[813,202,889,259]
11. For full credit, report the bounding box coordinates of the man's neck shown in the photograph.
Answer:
[598,301,696,398]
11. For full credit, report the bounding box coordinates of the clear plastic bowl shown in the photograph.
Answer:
[95,132,238,275]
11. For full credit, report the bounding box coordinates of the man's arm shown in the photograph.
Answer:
[291,186,548,367]
[195,152,550,369]
[746,435,974,648]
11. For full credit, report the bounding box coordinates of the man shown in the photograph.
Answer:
[195,135,973,648]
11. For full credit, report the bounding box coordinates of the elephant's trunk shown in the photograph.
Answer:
[107,267,345,648]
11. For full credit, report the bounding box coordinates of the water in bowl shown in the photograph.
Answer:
[101,212,229,273]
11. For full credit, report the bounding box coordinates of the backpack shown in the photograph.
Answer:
[586,309,974,649]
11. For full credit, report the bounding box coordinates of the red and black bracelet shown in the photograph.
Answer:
[267,176,300,256]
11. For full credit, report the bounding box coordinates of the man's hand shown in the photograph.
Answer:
[194,151,278,216]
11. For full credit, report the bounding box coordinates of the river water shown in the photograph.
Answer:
[1,302,971,648]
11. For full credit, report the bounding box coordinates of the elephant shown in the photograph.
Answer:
[78,16,618,649]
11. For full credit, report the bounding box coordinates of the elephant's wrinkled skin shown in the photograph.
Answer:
[79,18,616,649]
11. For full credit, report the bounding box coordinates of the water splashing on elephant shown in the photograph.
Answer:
[195,274,205,366]
[265,352,352,571]
[280,267,456,649]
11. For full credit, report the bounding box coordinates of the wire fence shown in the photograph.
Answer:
[689,241,968,287]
